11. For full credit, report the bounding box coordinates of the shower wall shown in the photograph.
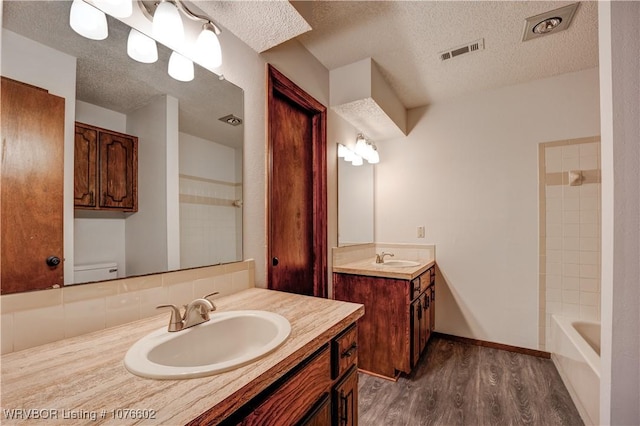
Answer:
[539,136,601,350]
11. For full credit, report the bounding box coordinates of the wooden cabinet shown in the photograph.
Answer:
[333,366,358,426]
[210,323,359,426]
[74,122,138,212]
[334,265,436,379]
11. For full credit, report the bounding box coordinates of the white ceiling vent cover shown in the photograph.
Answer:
[439,38,484,61]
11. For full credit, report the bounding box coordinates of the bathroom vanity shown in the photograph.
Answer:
[0,288,363,425]
[333,260,436,380]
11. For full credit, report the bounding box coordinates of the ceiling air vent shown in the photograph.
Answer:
[439,38,484,61]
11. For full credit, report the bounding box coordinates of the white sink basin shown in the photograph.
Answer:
[372,260,421,268]
[124,310,291,379]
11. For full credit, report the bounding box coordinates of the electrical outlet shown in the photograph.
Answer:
[417,226,425,238]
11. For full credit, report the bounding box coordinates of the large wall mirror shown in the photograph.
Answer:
[337,149,374,246]
[1,1,243,291]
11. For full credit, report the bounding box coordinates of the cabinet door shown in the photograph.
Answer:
[419,292,429,354]
[411,298,422,367]
[424,289,432,343]
[298,395,331,426]
[74,124,98,208]
[333,366,358,426]
[98,131,137,211]
[430,284,436,332]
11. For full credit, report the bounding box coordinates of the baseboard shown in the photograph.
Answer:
[434,332,551,359]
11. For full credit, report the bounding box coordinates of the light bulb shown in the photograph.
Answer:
[153,1,184,47]
[344,149,355,162]
[367,149,380,164]
[352,155,363,166]
[168,51,194,82]
[354,134,368,157]
[69,0,108,41]
[195,23,222,69]
[93,0,132,18]
[337,144,348,158]
[127,29,158,63]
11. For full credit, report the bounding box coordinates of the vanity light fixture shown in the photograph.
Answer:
[127,28,158,63]
[195,22,222,69]
[69,0,108,40]
[70,0,224,82]
[93,0,132,18]
[152,0,184,47]
[338,136,380,166]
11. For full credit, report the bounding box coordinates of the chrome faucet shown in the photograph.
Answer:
[157,292,218,332]
[375,252,395,264]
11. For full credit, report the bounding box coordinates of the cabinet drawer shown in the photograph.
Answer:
[332,325,358,379]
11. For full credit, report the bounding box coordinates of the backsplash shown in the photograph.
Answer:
[333,243,435,266]
[0,260,255,354]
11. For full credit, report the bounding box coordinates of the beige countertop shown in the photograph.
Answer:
[332,258,435,280]
[0,288,364,425]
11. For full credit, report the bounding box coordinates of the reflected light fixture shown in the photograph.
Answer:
[127,29,158,63]
[168,51,194,82]
[69,0,108,40]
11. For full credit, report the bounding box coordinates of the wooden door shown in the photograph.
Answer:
[74,123,98,208]
[1,77,65,294]
[99,130,137,211]
[267,65,327,297]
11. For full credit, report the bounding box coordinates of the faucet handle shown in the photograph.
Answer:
[203,292,219,311]
[156,304,183,332]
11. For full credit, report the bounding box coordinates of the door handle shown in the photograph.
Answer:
[272,257,279,266]
[46,256,61,268]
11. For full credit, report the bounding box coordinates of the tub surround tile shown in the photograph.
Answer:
[580,278,600,293]
[0,288,364,426]
[539,138,601,351]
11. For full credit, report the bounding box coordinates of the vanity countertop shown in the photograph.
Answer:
[0,288,363,425]
[333,258,435,280]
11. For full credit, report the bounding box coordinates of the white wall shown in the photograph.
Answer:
[125,96,177,276]
[1,29,76,285]
[74,101,128,279]
[179,132,240,267]
[375,68,601,349]
[75,100,126,132]
[598,2,640,424]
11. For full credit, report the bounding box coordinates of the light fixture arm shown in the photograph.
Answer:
[173,0,221,35]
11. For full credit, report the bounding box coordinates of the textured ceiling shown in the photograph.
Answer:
[2,1,243,148]
[192,0,311,53]
[291,1,599,108]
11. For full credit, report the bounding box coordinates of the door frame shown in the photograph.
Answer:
[266,64,327,298]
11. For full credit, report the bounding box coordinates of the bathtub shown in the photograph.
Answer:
[551,315,600,425]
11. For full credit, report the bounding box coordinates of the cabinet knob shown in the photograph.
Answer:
[46,256,61,268]
[272,257,279,267]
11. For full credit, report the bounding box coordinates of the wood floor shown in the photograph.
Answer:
[358,335,584,426]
